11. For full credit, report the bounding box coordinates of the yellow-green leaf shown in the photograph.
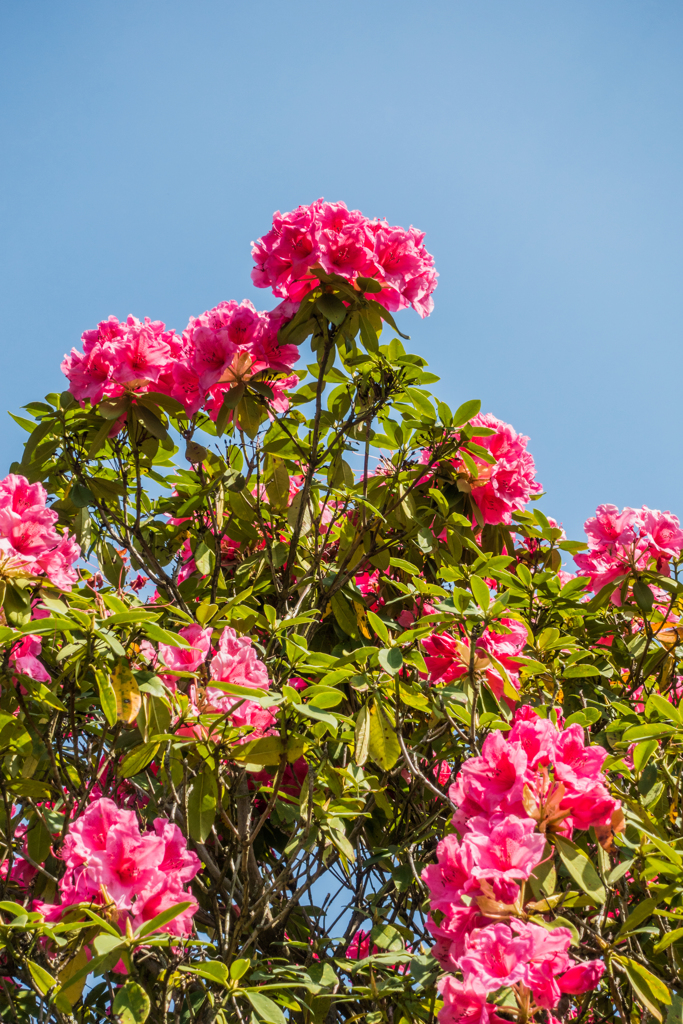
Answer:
[368,703,401,771]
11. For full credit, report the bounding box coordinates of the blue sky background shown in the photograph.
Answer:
[1,0,683,542]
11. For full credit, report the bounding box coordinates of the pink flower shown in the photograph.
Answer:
[464,813,546,884]
[449,730,528,827]
[10,635,50,683]
[428,903,486,970]
[210,627,270,690]
[422,621,524,703]
[576,504,683,600]
[40,798,199,938]
[438,975,506,1023]
[159,624,212,682]
[346,929,377,960]
[420,413,541,526]
[421,833,475,910]
[152,819,201,882]
[460,922,532,990]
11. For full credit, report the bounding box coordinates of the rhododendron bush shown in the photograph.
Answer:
[1,202,683,1024]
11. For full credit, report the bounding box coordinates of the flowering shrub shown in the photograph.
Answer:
[0,201,680,1024]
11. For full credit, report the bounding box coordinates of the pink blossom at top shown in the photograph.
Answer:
[62,315,178,405]
[251,199,438,318]
[0,474,80,590]
[575,504,683,600]
[38,798,199,938]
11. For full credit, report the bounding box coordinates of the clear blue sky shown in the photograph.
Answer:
[1,0,682,542]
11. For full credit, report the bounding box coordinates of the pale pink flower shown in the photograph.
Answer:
[210,627,270,690]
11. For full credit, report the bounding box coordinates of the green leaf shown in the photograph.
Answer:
[622,723,679,742]
[633,739,659,773]
[330,593,359,637]
[180,960,230,985]
[378,647,403,675]
[620,956,671,1020]
[366,610,389,645]
[134,901,191,939]
[230,958,251,981]
[553,835,606,904]
[135,404,168,440]
[245,990,287,1024]
[615,897,658,940]
[112,979,151,1024]
[654,927,683,953]
[452,399,481,427]
[27,818,51,864]
[633,578,654,611]
[470,574,490,611]
[118,741,159,779]
[368,703,401,771]
[188,767,218,843]
[354,706,370,766]
[96,670,118,728]
[27,959,57,996]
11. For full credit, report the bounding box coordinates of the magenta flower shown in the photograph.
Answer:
[559,959,605,994]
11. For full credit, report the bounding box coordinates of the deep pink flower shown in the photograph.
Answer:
[559,959,605,994]
[449,730,528,827]
[159,624,212,679]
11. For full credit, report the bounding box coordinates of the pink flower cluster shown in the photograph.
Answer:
[37,798,199,939]
[159,625,276,741]
[251,199,438,318]
[61,301,300,419]
[423,619,528,704]
[575,504,683,598]
[424,707,614,1022]
[0,475,79,590]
